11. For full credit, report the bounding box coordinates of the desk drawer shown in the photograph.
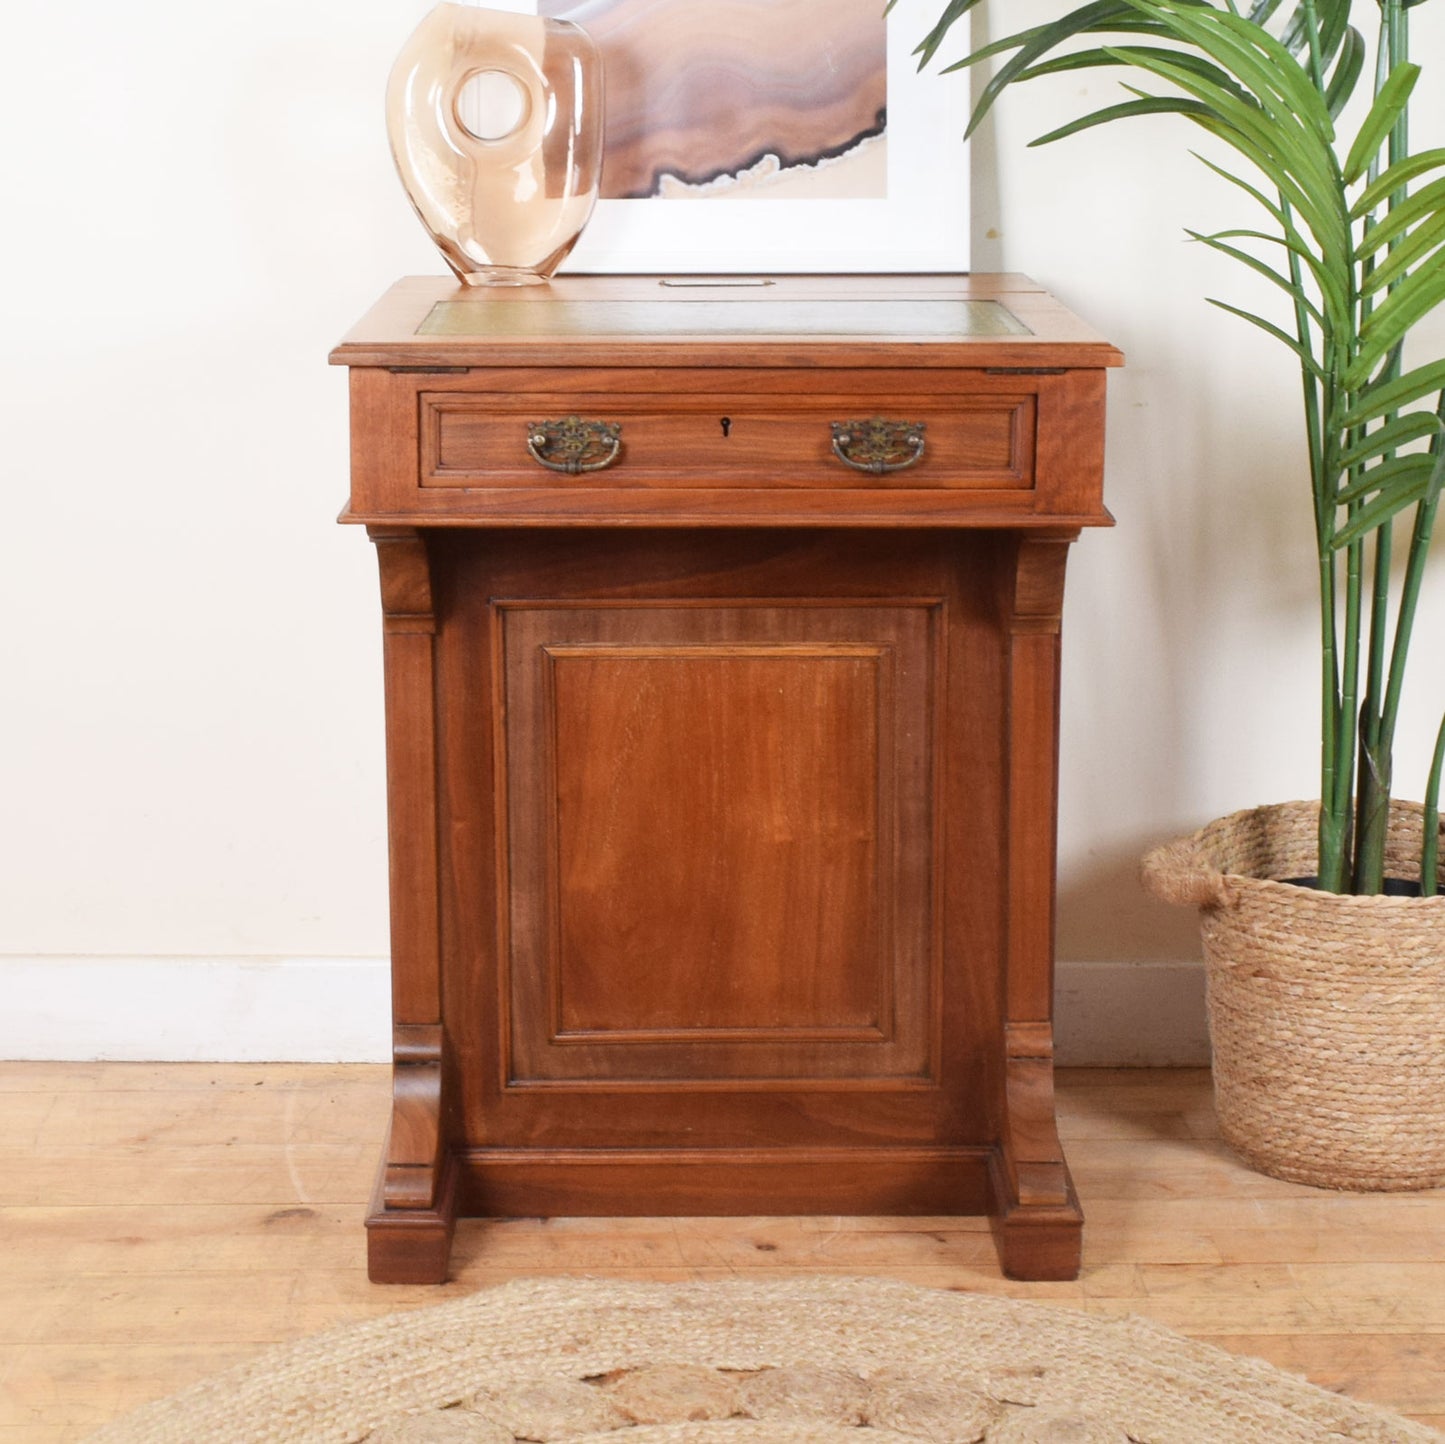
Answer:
[419,390,1036,491]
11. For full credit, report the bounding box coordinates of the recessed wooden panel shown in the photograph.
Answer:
[548,645,886,1038]
[499,597,939,1085]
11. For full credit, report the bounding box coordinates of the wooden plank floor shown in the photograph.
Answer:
[3,1064,1443,1442]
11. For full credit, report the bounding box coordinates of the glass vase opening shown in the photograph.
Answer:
[386,4,603,287]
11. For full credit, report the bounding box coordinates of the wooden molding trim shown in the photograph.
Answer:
[990,1016,1082,1282]
[370,526,437,635]
[366,530,453,1270]
[1009,533,1077,636]
[382,1023,445,1211]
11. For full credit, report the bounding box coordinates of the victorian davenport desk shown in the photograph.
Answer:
[331,275,1120,1285]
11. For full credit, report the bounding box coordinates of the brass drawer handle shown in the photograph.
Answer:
[831,416,927,474]
[526,415,623,474]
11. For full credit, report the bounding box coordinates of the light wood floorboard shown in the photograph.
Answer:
[2,1064,1442,1441]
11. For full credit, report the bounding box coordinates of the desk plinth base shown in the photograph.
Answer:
[364,1143,1083,1285]
[989,1153,1084,1282]
[365,1151,459,1286]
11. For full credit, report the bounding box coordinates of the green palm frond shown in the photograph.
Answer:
[1332,453,1443,546]
[1337,412,1444,467]
[906,0,1444,891]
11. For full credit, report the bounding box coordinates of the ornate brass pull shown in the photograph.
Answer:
[526,415,623,474]
[830,416,927,474]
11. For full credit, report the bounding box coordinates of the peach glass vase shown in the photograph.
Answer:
[386,4,603,286]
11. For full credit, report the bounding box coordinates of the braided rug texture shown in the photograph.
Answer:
[82,1276,1440,1444]
[1142,799,1445,1191]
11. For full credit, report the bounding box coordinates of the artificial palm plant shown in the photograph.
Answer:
[908,0,1444,894]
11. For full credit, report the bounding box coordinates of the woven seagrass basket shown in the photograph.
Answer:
[1142,800,1445,1190]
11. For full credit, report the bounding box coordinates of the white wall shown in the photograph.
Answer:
[1,1,440,961]
[1,2,1441,1060]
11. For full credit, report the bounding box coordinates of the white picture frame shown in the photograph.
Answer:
[481,0,971,273]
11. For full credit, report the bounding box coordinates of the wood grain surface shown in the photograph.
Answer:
[328,275,1125,372]
[5,1064,1444,1442]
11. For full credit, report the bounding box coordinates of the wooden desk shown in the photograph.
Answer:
[331,275,1121,1284]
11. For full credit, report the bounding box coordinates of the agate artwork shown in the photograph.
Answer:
[386,4,604,285]
[537,0,887,201]
[385,0,961,278]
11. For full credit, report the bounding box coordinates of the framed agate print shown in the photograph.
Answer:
[474,0,971,272]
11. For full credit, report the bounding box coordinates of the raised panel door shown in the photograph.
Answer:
[499,601,935,1083]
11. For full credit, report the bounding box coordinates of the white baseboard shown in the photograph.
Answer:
[1054,959,1210,1067]
[0,956,1210,1066]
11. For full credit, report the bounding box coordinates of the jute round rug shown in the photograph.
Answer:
[82,1277,1438,1444]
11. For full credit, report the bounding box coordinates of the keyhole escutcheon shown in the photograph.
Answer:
[720,416,732,438]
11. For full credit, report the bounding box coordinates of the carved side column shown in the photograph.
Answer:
[990,531,1084,1281]
[364,526,457,1284]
